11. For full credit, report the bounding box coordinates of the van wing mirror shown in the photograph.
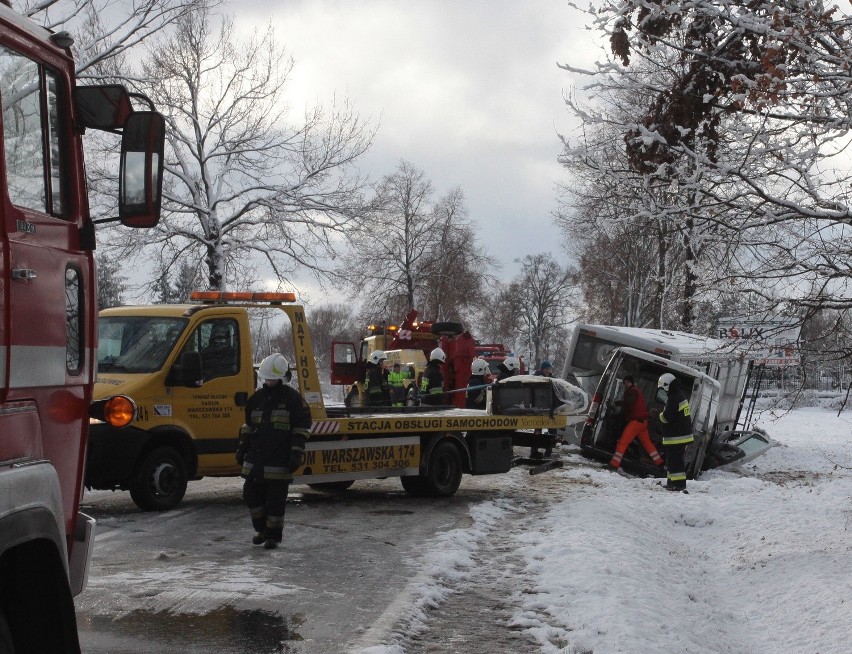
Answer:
[119,111,165,228]
[167,351,203,387]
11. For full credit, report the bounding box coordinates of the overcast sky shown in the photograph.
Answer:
[233,0,595,302]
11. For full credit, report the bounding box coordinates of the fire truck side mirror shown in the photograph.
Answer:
[119,111,165,228]
[74,85,134,130]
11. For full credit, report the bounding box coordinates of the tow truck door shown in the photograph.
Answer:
[169,315,251,473]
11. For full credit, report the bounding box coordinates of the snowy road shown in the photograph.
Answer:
[75,466,553,653]
[76,407,851,653]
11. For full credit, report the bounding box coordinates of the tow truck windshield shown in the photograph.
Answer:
[98,316,187,373]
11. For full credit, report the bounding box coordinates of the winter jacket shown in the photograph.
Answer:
[465,374,488,409]
[658,381,694,446]
[618,384,649,422]
[420,361,444,405]
[365,363,390,407]
[237,382,312,482]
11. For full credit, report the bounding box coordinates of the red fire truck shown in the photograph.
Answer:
[332,309,476,408]
[0,2,163,650]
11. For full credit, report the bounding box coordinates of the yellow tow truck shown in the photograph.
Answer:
[87,292,575,510]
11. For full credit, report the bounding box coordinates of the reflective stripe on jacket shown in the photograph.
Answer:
[659,389,694,446]
[239,382,312,482]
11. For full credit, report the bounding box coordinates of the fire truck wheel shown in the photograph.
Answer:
[129,446,188,511]
[430,321,464,336]
[424,441,463,497]
[400,474,429,496]
[307,480,355,493]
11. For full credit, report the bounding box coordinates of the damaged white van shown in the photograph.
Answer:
[580,346,772,479]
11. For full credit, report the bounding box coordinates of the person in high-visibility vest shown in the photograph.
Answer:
[388,362,414,407]
[657,373,694,492]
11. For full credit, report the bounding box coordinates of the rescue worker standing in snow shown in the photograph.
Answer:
[609,375,664,472]
[420,347,446,405]
[465,358,491,409]
[496,356,520,381]
[236,353,312,549]
[364,350,390,408]
[657,373,694,492]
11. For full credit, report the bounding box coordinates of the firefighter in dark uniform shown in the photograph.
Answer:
[465,357,491,409]
[236,353,312,549]
[364,349,390,407]
[657,373,694,492]
[420,347,446,405]
[496,355,520,381]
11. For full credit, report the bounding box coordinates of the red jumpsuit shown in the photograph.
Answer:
[610,383,664,469]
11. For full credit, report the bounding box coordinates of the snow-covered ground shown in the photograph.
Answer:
[360,406,852,654]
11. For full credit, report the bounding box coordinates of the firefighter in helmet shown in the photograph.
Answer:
[420,347,446,405]
[657,372,694,492]
[496,355,520,381]
[466,357,491,409]
[236,353,312,549]
[364,350,390,408]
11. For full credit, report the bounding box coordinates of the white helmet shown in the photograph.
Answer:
[502,356,519,372]
[259,353,291,382]
[369,350,388,365]
[430,347,446,363]
[471,358,490,376]
[658,373,676,392]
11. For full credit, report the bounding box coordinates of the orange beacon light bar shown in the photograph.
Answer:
[190,291,297,303]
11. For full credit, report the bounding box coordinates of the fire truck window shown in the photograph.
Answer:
[65,267,83,373]
[45,71,65,216]
[0,46,47,212]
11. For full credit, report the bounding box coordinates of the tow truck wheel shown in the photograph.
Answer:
[307,480,355,493]
[129,446,188,511]
[424,441,462,497]
[400,474,429,496]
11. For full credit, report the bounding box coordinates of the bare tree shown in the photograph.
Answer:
[152,260,202,303]
[96,253,127,309]
[561,1,852,340]
[510,254,577,367]
[15,0,202,80]
[111,4,372,291]
[344,160,492,323]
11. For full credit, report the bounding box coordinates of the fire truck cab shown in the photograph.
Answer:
[0,2,163,650]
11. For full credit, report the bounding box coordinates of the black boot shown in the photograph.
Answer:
[252,532,265,545]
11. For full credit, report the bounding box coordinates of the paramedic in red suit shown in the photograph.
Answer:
[610,375,664,470]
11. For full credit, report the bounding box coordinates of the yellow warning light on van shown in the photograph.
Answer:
[104,395,136,428]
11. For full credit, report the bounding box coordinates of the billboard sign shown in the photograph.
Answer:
[716,317,801,366]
